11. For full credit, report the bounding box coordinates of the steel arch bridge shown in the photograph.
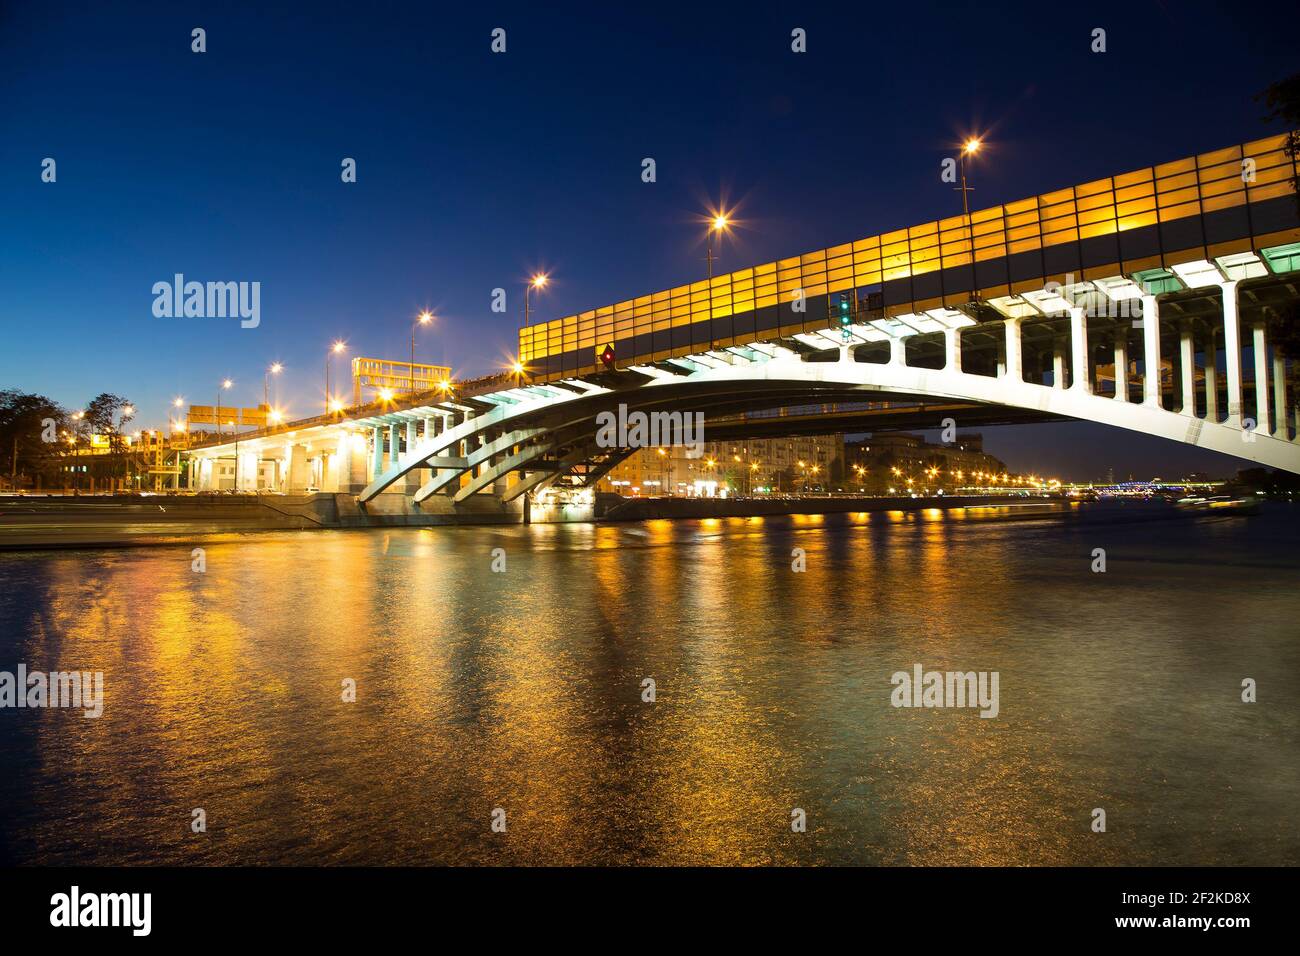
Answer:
[350,257,1300,506]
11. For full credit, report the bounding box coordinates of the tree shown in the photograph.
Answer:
[1258,72,1300,216]
[0,389,68,488]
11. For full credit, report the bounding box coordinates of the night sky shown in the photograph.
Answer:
[2,2,1296,479]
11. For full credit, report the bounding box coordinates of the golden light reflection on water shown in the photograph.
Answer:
[1,506,1298,865]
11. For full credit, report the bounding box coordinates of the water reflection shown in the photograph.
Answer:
[1,504,1297,865]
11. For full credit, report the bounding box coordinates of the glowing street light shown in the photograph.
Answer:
[265,362,283,409]
[956,135,984,248]
[326,342,346,415]
[411,311,434,395]
[524,273,548,329]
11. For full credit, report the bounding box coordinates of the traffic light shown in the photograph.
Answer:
[838,293,852,340]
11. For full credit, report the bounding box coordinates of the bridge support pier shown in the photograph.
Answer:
[1219,280,1243,427]
[1141,294,1162,408]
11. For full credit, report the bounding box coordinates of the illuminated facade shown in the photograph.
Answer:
[519,134,1299,379]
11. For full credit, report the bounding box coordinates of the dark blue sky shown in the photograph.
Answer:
[2,1,1296,479]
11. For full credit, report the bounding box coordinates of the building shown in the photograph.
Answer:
[842,432,1006,491]
[601,432,844,496]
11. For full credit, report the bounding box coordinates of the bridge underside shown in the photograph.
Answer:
[185,249,1300,505]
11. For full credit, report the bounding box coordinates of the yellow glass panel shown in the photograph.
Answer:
[852,237,880,252]
[1116,196,1155,218]
[1117,211,1158,231]
[1199,177,1244,199]
[1248,181,1296,202]
[941,252,971,268]
[1114,182,1154,204]
[1244,133,1288,155]
[1114,168,1153,189]
[1043,227,1079,246]
[1201,192,1247,213]
[827,242,852,257]
[1010,237,1042,254]
[1198,145,1241,167]
[1039,188,1074,206]
[1251,163,1294,186]
[828,276,854,293]
[1158,199,1199,221]
[908,221,938,237]
[975,244,1007,262]
[1004,197,1036,215]
[1155,157,1196,177]
[853,268,881,285]
[1079,220,1117,239]
[1078,205,1115,226]
[1076,178,1112,198]
[1008,223,1041,241]
[1157,171,1198,193]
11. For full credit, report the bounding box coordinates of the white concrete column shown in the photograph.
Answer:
[889,334,906,367]
[1273,350,1288,439]
[1002,318,1022,383]
[1179,324,1196,416]
[423,417,434,440]
[1220,280,1242,427]
[1141,294,1161,408]
[1252,322,1270,435]
[387,423,399,469]
[1204,345,1218,422]
[370,427,383,478]
[943,328,962,373]
[1069,307,1089,393]
[332,434,350,491]
[1113,334,1128,402]
[1052,347,1067,389]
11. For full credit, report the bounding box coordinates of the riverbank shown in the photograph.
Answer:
[0,491,1063,550]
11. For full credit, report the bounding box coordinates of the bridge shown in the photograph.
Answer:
[186,133,1300,518]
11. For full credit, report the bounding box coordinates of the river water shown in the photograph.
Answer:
[1,502,1297,865]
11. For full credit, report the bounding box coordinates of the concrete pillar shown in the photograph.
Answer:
[1069,307,1088,393]
[1220,280,1243,427]
[889,335,906,367]
[1113,333,1128,402]
[288,445,311,491]
[1002,319,1022,383]
[1179,324,1196,416]
[387,423,399,470]
[1141,294,1161,408]
[1252,322,1269,435]
[404,420,422,494]
[1273,350,1288,439]
[1205,344,1218,422]
[1052,346,1067,389]
[331,434,350,491]
[371,427,383,479]
[943,327,961,373]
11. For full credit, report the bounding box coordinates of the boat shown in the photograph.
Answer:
[1175,495,1260,515]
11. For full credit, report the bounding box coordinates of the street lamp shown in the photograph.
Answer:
[524,274,548,329]
[957,137,982,250]
[326,341,346,415]
[265,362,283,410]
[705,211,730,352]
[411,312,433,396]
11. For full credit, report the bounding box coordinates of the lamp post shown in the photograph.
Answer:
[705,212,729,352]
[957,137,981,250]
[326,341,346,415]
[411,312,433,396]
[265,363,282,411]
[524,274,548,329]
